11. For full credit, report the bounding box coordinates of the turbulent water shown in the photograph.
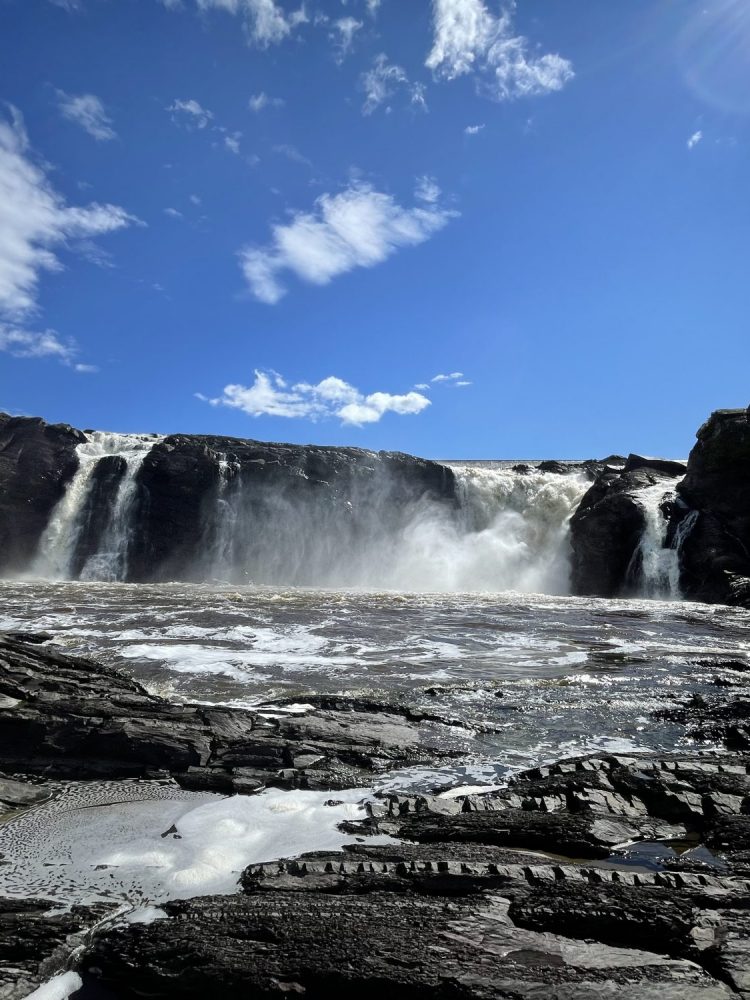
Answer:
[3,448,746,923]
[3,580,749,788]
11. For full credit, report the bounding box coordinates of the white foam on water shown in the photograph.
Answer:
[24,971,82,1000]
[0,782,379,907]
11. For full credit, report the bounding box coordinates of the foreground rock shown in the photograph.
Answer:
[83,750,750,999]
[0,634,454,793]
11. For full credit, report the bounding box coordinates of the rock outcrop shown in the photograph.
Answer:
[569,456,686,597]
[82,750,750,999]
[677,409,750,606]
[0,414,84,575]
[0,634,455,793]
[128,435,457,582]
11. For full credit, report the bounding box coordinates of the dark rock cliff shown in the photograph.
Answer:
[677,409,750,606]
[128,435,457,582]
[569,456,686,598]
[0,414,84,575]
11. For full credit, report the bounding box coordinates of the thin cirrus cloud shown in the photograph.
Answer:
[56,91,117,141]
[361,54,427,115]
[165,0,308,48]
[198,370,431,426]
[239,179,457,304]
[431,372,472,386]
[687,129,703,149]
[426,0,574,102]
[248,92,285,112]
[0,106,138,369]
[167,98,214,129]
[331,17,363,62]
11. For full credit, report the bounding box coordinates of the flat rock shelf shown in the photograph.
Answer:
[1,635,750,999]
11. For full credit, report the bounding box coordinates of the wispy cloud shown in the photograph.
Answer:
[426,0,573,102]
[272,143,312,166]
[248,92,285,112]
[167,98,214,129]
[331,16,363,61]
[361,53,427,115]
[687,129,703,149]
[239,179,457,304]
[431,371,470,384]
[199,370,431,425]
[0,107,138,369]
[0,107,139,320]
[169,0,307,47]
[464,123,484,135]
[57,91,117,141]
[0,325,98,372]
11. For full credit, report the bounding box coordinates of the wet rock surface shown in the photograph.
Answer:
[3,643,750,996]
[0,634,453,793]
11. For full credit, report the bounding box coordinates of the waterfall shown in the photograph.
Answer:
[31,432,162,581]
[630,485,697,599]
[197,462,590,592]
[204,453,242,581]
[29,447,592,592]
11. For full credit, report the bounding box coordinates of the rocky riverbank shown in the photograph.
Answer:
[2,634,750,999]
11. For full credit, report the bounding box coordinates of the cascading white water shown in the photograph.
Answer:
[32,432,162,581]
[631,484,697,600]
[201,462,591,593]
[30,444,591,593]
[204,453,241,581]
[632,485,678,598]
[380,464,591,593]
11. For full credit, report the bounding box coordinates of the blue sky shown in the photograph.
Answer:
[1,0,749,458]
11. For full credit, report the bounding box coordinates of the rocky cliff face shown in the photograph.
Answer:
[127,434,457,583]
[0,414,84,575]
[0,417,457,584]
[569,455,686,598]
[677,409,750,605]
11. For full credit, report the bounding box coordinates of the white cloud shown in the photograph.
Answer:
[164,207,183,218]
[431,371,464,382]
[0,107,139,320]
[0,325,76,362]
[176,0,307,47]
[331,16,363,61]
[239,180,456,304]
[57,92,117,141]
[366,0,381,15]
[248,91,285,112]
[168,98,214,129]
[362,53,428,115]
[201,369,431,425]
[426,0,573,102]
[465,123,484,134]
[272,143,312,166]
[687,129,703,149]
[223,131,242,154]
[0,324,98,372]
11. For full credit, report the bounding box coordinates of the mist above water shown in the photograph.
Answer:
[25,433,591,594]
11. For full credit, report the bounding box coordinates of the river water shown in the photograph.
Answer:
[3,580,749,790]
